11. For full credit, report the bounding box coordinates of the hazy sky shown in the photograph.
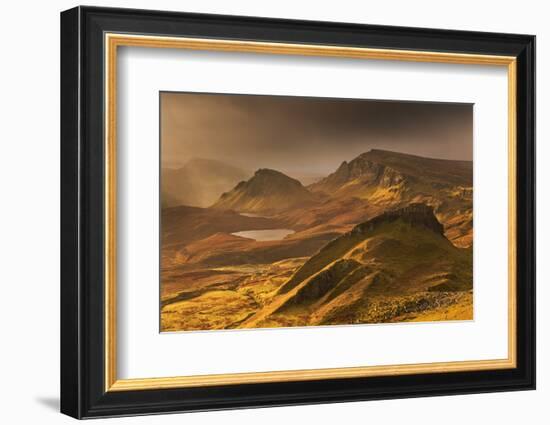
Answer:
[161,92,472,176]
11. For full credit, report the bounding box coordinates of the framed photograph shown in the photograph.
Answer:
[60,6,535,419]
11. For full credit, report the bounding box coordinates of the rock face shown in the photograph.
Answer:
[212,168,317,214]
[278,259,362,308]
[310,152,405,194]
[352,203,444,236]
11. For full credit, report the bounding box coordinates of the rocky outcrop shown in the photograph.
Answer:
[352,203,444,236]
[309,152,406,193]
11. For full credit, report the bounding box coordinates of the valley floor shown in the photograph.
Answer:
[160,258,473,332]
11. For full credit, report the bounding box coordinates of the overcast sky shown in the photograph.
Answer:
[161,92,472,176]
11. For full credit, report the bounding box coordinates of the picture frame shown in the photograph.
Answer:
[60,5,535,419]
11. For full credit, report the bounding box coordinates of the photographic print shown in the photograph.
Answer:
[160,92,473,332]
[61,9,535,417]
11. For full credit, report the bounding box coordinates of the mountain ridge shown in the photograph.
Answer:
[309,149,472,195]
[307,149,473,247]
[240,202,472,328]
[278,203,447,295]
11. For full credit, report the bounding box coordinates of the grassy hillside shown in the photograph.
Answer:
[235,204,472,329]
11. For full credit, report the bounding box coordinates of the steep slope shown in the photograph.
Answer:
[242,203,472,328]
[212,168,318,214]
[309,149,473,247]
[162,158,249,208]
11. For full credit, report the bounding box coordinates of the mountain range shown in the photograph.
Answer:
[160,149,474,331]
[197,149,472,247]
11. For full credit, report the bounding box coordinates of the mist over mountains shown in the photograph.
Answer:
[161,158,249,208]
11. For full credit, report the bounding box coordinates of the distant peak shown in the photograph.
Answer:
[212,167,315,213]
[254,168,284,176]
[359,149,404,157]
[251,168,304,185]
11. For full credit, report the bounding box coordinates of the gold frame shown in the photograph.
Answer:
[104,33,517,392]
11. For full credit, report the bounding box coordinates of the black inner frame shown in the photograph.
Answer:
[60,6,535,419]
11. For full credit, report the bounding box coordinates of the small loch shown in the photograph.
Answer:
[231,229,295,241]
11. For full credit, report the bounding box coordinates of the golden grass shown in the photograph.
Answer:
[160,207,473,332]
[394,291,473,322]
[161,290,259,331]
